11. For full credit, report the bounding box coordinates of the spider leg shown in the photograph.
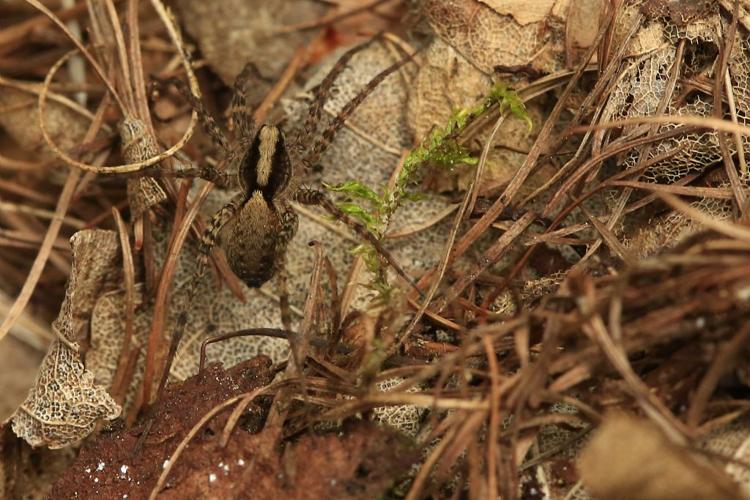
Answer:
[227,62,263,140]
[294,187,422,296]
[153,76,230,152]
[301,47,415,171]
[133,194,242,455]
[276,262,293,332]
[296,34,382,155]
[142,194,242,432]
[198,328,297,373]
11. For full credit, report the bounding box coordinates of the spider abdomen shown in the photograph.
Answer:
[219,191,297,287]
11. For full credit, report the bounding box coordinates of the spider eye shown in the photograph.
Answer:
[241,125,291,200]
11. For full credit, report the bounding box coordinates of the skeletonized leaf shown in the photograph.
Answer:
[11,230,122,449]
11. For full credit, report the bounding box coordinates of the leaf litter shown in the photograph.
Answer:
[2,0,750,499]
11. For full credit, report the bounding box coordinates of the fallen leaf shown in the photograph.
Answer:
[11,230,122,449]
[578,413,743,500]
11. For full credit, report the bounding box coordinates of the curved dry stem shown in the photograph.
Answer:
[199,328,298,373]
[0,89,111,342]
[39,50,197,174]
[220,383,280,447]
[0,75,99,124]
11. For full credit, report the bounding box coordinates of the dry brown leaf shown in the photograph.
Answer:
[10,230,122,449]
[422,0,566,74]
[578,413,744,500]
[176,0,325,91]
[477,0,566,25]
[0,87,89,161]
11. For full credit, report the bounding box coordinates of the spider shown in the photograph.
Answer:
[147,36,417,406]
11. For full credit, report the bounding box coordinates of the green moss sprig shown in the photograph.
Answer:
[327,82,532,294]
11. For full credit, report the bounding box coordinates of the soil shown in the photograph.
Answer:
[51,356,418,499]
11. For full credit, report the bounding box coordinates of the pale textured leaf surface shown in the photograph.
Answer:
[477,0,563,25]
[86,212,287,412]
[704,417,750,497]
[0,88,89,162]
[579,414,743,500]
[422,0,566,74]
[11,230,122,449]
[603,2,750,254]
[176,0,325,91]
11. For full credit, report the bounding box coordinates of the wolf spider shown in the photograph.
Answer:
[149,37,416,404]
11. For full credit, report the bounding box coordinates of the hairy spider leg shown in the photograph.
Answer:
[133,194,242,455]
[301,46,415,172]
[153,195,242,410]
[158,76,230,151]
[296,34,382,159]
[227,62,264,140]
[290,45,420,294]
[154,76,242,188]
[294,188,422,295]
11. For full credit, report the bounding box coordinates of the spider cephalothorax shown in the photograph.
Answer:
[218,124,298,287]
